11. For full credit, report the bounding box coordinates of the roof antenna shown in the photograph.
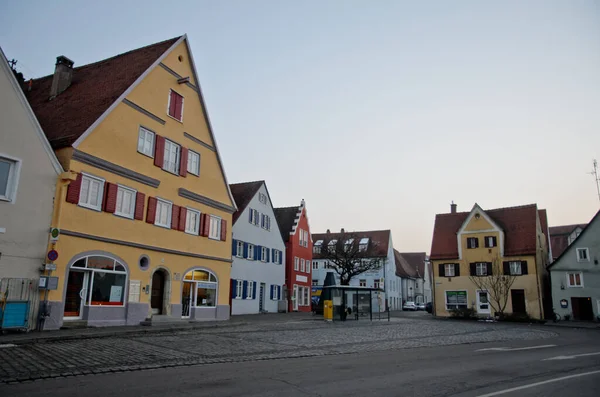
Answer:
[589,159,600,203]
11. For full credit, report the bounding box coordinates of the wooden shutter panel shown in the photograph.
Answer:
[484,237,489,248]
[439,263,445,277]
[503,261,510,275]
[487,262,493,275]
[252,282,257,299]
[454,263,460,277]
[474,238,479,248]
[279,251,283,265]
[470,263,476,276]
[154,135,165,167]
[493,236,497,247]
[277,286,281,300]
[521,261,528,275]
[103,183,118,213]
[200,214,210,237]
[232,239,237,256]
[134,192,145,220]
[146,197,157,224]
[178,207,187,231]
[266,248,270,263]
[179,147,188,177]
[169,91,178,118]
[270,285,274,300]
[171,205,180,229]
[174,94,183,121]
[243,243,248,258]
[220,219,227,241]
[231,280,238,298]
[242,281,248,299]
[66,173,82,203]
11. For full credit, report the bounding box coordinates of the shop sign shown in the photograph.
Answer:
[560,299,568,308]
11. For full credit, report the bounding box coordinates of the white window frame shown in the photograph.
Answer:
[185,208,201,235]
[246,281,254,299]
[509,261,522,276]
[300,258,305,272]
[235,280,243,299]
[163,139,181,175]
[187,150,200,176]
[274,249,280,264]
[486,236,496,247]
[567,272,584,288]
[154,198,172,228]
[258,193,267,204]
[294,257,299,271]
[114,185,137,219]
[137,126,155,157]
[475,262,488,276]
[444,263,455,277]
[236,241,244,258]
[467,237,478,249]
[261,246,267,262]
[359,279,366,287]
[78,173,105,211]
[312,261,318,270]
[247,244,255,260]
[445,290,468,310]
[167,89,184,122]
[208,215,222,240]
[576,248,590,262]
[0,155,22,203]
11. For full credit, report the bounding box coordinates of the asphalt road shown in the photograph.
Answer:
[1,326,599,397]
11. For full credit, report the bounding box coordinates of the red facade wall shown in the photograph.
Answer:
[284,207,313,312]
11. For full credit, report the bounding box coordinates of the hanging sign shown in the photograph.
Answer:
[50,228,60,242]
[47,250,59,262]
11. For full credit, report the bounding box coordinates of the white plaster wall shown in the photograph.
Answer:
[230,183,286,315]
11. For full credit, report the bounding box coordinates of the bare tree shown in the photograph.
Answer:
[468,255,517,317]
[316,231,385,285]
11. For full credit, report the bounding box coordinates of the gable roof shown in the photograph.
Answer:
[25,37,180,149]
[274,206,300,242]
[312,230,391,258]
[229,181,264,224]
[397,252,427,278]
[549,223,589,261]
[430,204,540,260]
[548,210,600,269]
[393,250,418,278]
[0,47,63,174]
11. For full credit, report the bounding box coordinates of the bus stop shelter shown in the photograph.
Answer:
[322,285,387,322]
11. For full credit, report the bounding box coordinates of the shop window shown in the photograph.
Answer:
[183,269,218,308]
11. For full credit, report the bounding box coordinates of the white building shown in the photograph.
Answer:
[394,251,431,305]
[229,181,286,315]
[311,229,402,312]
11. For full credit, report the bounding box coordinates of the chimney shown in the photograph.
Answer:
[450,201,457,214]
[49,55,74,99]
[341,228,345,233]
[326,229,330,234]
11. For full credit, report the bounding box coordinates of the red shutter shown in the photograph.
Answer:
[103,183,118,213]
[171,205,180,230]
[199,212,205,236]
[168,91,177,118]
[146,197,157,224]
[179,207,187,231]
[173,93,183,121]
[179,147,188,177]
[154,135,165,167]
[66,173,82,203]
[200,214,210,237]
[220,219,227,241]
[134,192,145,220]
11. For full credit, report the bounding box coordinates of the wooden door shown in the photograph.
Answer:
[571,297,580,320]
[151,271,164,314]
[511,289,526,314]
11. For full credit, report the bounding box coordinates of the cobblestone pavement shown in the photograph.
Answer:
[0,317,557,383]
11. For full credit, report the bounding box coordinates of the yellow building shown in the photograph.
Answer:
[26,36,237,329]
[430,203,551,320]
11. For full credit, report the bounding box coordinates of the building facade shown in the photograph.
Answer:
[549,210,600,322]
[430,203,550,320]
[394,252,431,305]
[549,223,588,262]
[274,201,312,312]
[229,181,286,315]
[26,36,237,329]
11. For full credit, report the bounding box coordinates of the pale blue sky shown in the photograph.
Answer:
[1,1,599,252]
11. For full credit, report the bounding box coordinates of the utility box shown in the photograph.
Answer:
[323,300,333,321]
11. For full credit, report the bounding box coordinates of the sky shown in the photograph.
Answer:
[1,1,599,253]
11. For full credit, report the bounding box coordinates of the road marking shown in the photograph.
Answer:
[0,344,17,348]
[476,344,556,352]
[476,369,600,397]
[543,352,600,361]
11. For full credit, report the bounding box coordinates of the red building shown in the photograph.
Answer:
[274,200,313,312]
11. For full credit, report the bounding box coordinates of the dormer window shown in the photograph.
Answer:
[344,239,354,251]
[328,240,337,253]
[313,240,323,254]
[467,237,479,249]
[359,237,369,252]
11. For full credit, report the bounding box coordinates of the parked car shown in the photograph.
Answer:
[425,302,432,313]
[417,302,426,311]
[403,301,417,311]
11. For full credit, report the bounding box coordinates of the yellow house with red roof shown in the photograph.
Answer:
[26,36,236,329]
[430,203,551,320]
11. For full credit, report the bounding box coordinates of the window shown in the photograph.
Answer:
[261,214,271,230]
[258,193,267,204]
[359,279,366,287]
[247,244,255,260]
[249,208,259,226]
[272,285,280,300]
[476,263,488,276]
[115,185,136,219]
[294,257,299,271]
[68,255,128,307]
[261,246,268,262]
[312,279,319,286]
[374,279,380,289]
[185,208,201,235]
[485,236,497,248]
[312,261,318,270]
[359,237,369,252]
[446,291,467,310]
[577,248,590,262]
[168,90,184,121]
[467,237,479,249]
[209,215,221,240]
[182,269,218,310]
[313,240,322,254]
[79,173,105,211]
[328,240,337,253]
[444,264,456,277]
[0,157,20,202]
[298,229,308,247]
[187,150,200,175]
[300,259,305,272]
[155,198,172,228]
[567,272,583,288]
[137,127,155,157]
[236,241,244,258]
[274,250,280,264]
[246,281,254,299]
[235,279,243,299]
[509,261,522,276]
[163,139,181,174]
[302,286,309,306]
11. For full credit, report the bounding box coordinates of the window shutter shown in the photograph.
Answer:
[170,205,180,229]
[232,280,238,298]
[103,183,118,213]
[154,135,165,167]
[487,262,493,275]
[248,209,252,223]
[270,285,274,300]
[271,248,275,262]
[146,197,157,224]
[134,192,145,220]
[169,91,177,118]
[503,261,510,275]
[470,263,476,276]
[279,251,283,265]
[66,173,82,203]
[454,263,460,277]
[521,261,528,275]
[252,282,257,299]
[255,246,262,261]
[232,239,237,256]
[493,236,497,247]
[174,94,183,120]
[439,264,445,277]
[179,147,188,177]
[474,238,479,248]
[242,281,248,299]
[266,248,270,263]
[484,238,489,248]
[200,214,210,237]
[178,207,187,231]
[243,243,248,258]
[277,286,281,300]
[220,219,227,241]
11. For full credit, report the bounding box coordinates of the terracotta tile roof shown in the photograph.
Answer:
[396,252,427,278]
[311,230,390,258]
[393,250,418,278]
[548,210,600,268]
[430,204,540,260]
[25,37,180,149]
[549,223,588,260]
[229,181,264,224]
[274,206,300,243]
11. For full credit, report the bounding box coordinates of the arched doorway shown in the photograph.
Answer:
[151,270,166,315]
[181,269,218,318]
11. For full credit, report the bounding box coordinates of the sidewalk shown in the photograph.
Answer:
[543,320,600,330]
[0,312,319,345]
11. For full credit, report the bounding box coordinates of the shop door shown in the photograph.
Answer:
[293,285,299,311]
[151,271,165,314]
[259,283,265,312]
[511,289,526,314]
[181,282,192,317]
[572,297,594,321]
[476,290,491,315]
[64,271,88,319]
